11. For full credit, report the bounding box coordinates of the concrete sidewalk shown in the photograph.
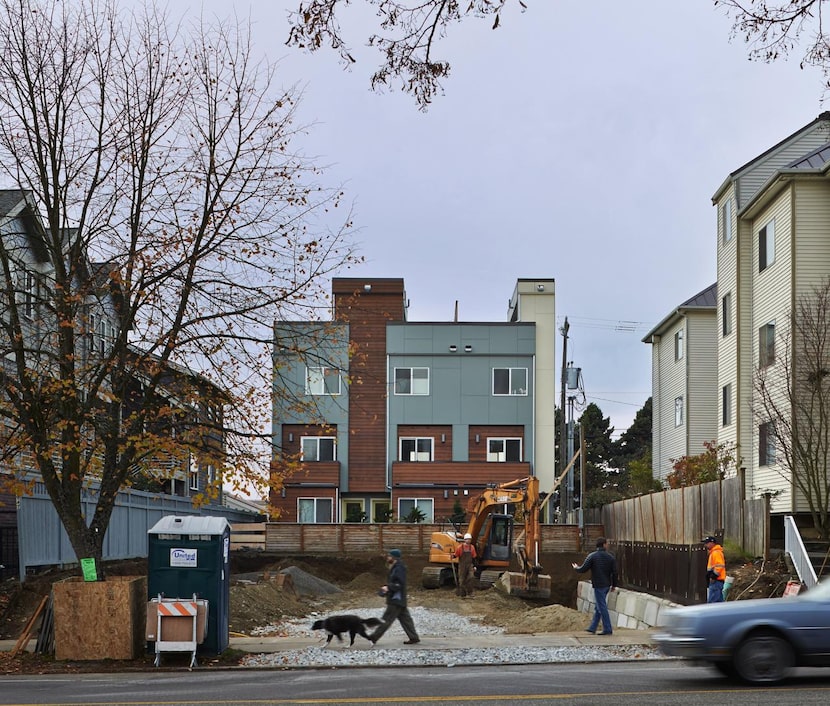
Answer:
[230,628,656,653]
[2,626,656,656]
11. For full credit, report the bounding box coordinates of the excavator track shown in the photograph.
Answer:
[422,565,452,589]
[478,570,502,587]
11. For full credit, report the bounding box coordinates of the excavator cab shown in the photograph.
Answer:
[479,514,513,563]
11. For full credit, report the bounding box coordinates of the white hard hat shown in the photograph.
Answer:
[463,533,472,540]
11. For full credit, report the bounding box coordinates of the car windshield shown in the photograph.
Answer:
[802,578,830,601]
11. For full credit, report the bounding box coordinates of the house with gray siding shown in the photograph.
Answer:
[646,112,830,531]
[643,284,717,482]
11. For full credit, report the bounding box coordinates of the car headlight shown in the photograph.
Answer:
[664,612,700,637]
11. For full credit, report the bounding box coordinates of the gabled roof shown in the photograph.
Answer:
[712,112,830,204]
[642,283,717,343]
[0,189,26,217]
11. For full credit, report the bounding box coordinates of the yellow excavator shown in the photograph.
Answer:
[421,476,552,599]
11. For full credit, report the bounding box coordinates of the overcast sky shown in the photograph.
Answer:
[181,0,826,438]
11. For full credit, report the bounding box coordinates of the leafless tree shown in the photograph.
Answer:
[754,278,830,538]
[286,0,526,110]
[716,1,830,84]
[0,0,359,563]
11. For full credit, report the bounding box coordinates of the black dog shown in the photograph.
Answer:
[311,614,383,647]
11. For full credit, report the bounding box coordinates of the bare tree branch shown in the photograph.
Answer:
[286,0,524,110]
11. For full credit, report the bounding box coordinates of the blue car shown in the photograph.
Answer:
[653,578,830,683]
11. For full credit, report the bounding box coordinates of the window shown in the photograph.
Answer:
[674,329,684,361]
[343,500,366,523]
[487,438,522,462]
[492,368,528,396]
[22,270,37,319]
[189,453,199,491]
[722,198,733,244]
[759,322,775,367]
[305,366,341,395]
[301,436,336,461]
[298,497,333,523]
[206,464,215,486]
[722,384,732,427]
[759,220,775,272]
[722,293,732,337]
[398,498,434,523]
[759,422,776,466]
[399,437,433,462]
[394,367,429,395]
[675,396,684,427]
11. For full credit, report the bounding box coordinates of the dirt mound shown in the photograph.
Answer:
[506,604,587,634]
[229,581,307,635]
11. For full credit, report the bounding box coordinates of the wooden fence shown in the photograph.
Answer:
[601,472,770,558]
[226,522,604,555]
[230,522,267,551]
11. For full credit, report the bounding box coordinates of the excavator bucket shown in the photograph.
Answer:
[499,571,552,599]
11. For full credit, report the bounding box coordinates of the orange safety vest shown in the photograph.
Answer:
[707,543,726,581]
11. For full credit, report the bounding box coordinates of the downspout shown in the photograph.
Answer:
[531,353,536,478]
[653,334,661,479]
[386,351,392,504]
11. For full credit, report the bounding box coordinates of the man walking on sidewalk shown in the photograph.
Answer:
[572,537,617,635]
[369,549,420,645]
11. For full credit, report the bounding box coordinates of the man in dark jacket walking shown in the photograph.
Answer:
[369,548,420,645]
[572,537,617,635]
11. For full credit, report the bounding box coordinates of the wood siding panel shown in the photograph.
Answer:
[467,426,525,463]
[333,280,406,493]
[396,425,453,462]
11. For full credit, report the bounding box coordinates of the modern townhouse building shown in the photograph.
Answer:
[270,277,557,523]
[642,284,718,484]
[647,112,830,524]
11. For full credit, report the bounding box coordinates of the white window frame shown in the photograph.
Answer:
[394,367,430,395]
[759,219,775,272]
[297,497,333,523]
[22,270,37,319]
[399,437,434,462]
[486,437,522,462]
[759,321,775,367]
[398,498,434,523]
[301,436,336,461]
[722,293,732,337]
[305,366,341,395]
[722,384,732,427]
[675,396,684,427]
[492,368,528,396]
[722,198,732,244]
[759,421,776,466]
[189,453,199,491]
[674,329,684,361]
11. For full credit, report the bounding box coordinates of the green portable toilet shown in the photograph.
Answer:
[147,515,230,655]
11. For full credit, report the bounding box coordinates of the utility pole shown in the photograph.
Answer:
[558,317,569,522]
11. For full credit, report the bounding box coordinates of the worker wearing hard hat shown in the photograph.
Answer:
[453,533,478,597]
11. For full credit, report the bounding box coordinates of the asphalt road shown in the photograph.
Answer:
[1,662,830,705]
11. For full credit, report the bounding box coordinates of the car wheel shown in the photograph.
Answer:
[733,630,794,684]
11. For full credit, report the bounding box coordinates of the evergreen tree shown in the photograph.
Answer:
[577,403,615,507]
